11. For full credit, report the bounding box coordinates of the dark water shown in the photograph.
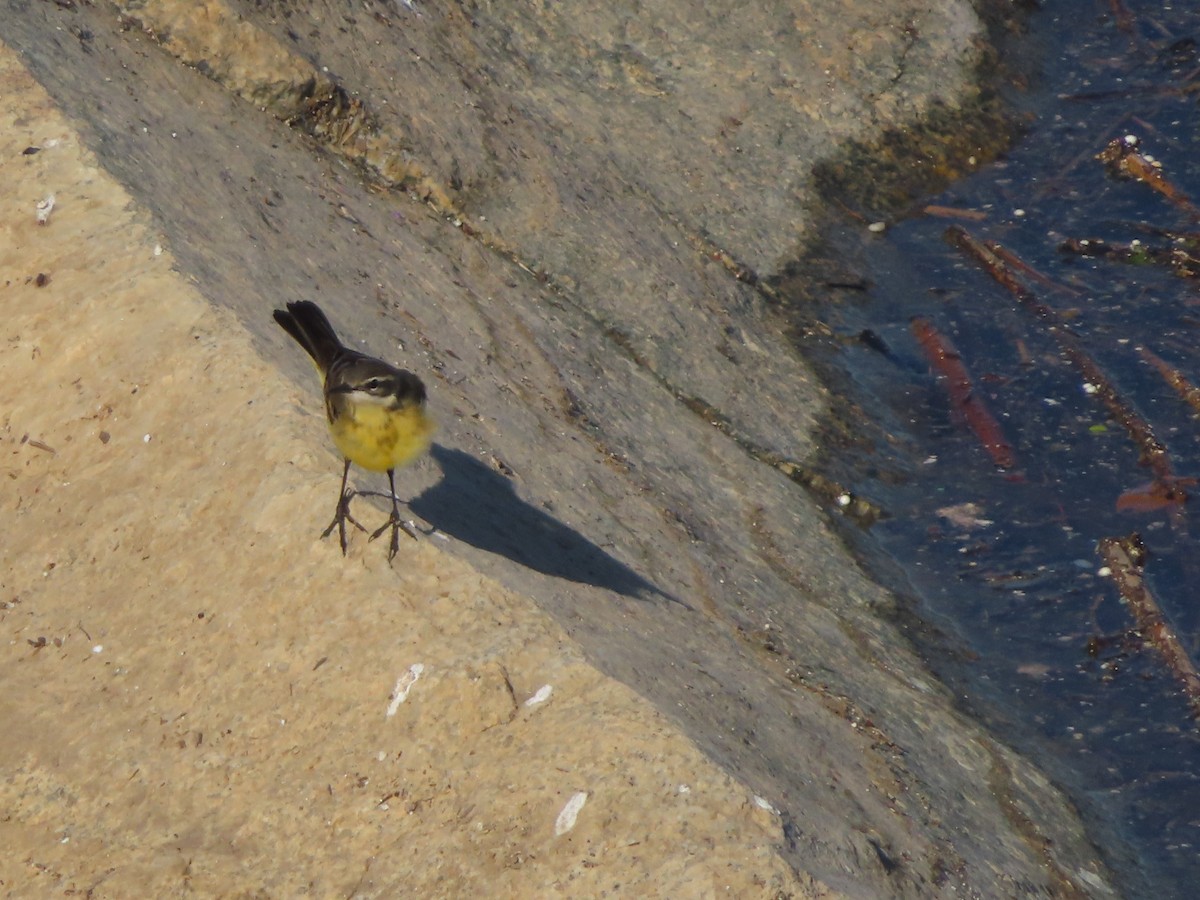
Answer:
[812,2,1200,894]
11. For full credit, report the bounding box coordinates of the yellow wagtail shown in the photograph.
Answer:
[273,300,434,560]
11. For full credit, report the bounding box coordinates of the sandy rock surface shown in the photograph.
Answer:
[0,50,818,897]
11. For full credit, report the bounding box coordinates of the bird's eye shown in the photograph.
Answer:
[363,379,382,392]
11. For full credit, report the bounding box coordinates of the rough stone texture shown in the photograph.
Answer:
[1,1,1116,897]
[0,55,815,896]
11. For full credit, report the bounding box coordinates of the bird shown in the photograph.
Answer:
[273,300,433,560]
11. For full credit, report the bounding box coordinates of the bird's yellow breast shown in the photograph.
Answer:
[329,402,434,473]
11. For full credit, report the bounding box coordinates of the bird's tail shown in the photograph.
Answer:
[273,301,345,373]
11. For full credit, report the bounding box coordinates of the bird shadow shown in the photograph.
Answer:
[400,445,682,605]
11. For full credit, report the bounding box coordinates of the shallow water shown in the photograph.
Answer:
[813,2,1200,894]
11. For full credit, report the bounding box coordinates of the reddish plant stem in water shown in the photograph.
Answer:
[946,226,1175,485]
[1098,533,1200,719]
[910,316,1016,470]
[1137,345,1200,415]
[1096,135,1200,220]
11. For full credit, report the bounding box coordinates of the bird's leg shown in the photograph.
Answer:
[321,458,367,554]
[369,468,419,561]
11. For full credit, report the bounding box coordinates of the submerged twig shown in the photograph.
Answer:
[1116,477,1195,513]
[910,316,1016,469]
[1137,345,1200,414]
[1060,237,1200,278]
[922,204,987,222]
[1106,0,1134,34]
[1096,135,1200,220]
[991,242,1084,296]
[947,226,1175,486]
[1098,533,1200,718]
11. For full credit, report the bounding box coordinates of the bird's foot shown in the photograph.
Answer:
[321,489,367,554]
[369,510,420,562]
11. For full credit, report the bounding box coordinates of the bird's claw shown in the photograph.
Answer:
[369,512,420,561]
[321,489,367,554]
